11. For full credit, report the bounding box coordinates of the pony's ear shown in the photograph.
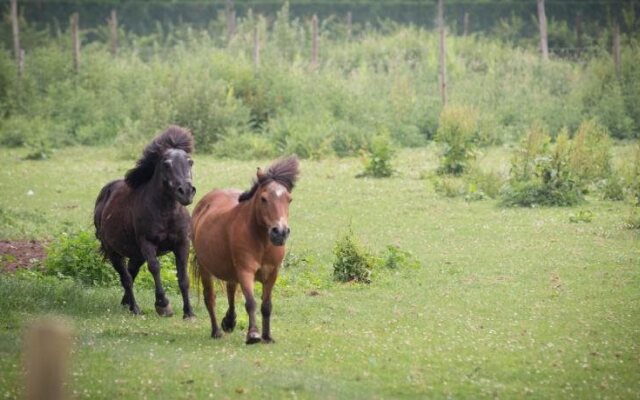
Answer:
[256,167,266,180]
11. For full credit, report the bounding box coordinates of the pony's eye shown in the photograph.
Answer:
[188,159,194,166]
[261,196,268,204]
[163,160,172,168]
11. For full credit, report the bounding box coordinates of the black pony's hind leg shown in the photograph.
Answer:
[121,258,144,308]
[110,254,141,315]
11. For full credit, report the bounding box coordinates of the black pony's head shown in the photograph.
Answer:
[125,126,196,205]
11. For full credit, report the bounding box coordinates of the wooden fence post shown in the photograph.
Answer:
[70,13,80,73]
[23,318,73,400]
[537,0,549,60]
[346,11,352,39]
[311,14,319,70]
[438,0,447,106]
[253,25,260,69]
[463,11,469,37]
[11,0,21,75]
[108,9,118,56]
[613,23,621,78]
[226,0,236,44]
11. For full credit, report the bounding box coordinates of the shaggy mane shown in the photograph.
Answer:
[238,156,300,202]
[124,126,194,188]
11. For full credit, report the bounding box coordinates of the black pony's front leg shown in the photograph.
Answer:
[174,241,195,319]
[140,240,173,317]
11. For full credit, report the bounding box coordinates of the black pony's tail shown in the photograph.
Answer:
[93,180,120,256]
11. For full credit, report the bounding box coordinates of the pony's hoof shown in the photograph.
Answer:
[261,336,275,344]
[155,303,174,317]
[211,330,223,339]
[121,295,130,307]
[221,316,236,333]
[183,313,196,321]
[246,331,261,345]
[131,304,142,315]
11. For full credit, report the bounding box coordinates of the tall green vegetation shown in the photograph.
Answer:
[0,5,639,160]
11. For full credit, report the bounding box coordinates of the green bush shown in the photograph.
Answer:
[332,229,375,284]
[435,105,479,175]
[358,132,395,178]
[45,231,178,290]
[569,119,612,185]
[45,231,117,286]
[502,129,583,207]
[382,245,420,270]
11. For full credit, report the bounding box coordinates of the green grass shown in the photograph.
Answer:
[0,146,639,399]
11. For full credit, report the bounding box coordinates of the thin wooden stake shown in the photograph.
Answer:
[311,14,319,70]
[613,23,621,78]
[346,11,352,39]
[437,0,447,106]
[226,0,236,44]
[70,13,80,73]
[23,318,73,400]
[108,9,118,56]
[11,0,21,75]
[18,49,25,77]
[253,26,260,69]
[463,11,469,36]
[537,0,549,60]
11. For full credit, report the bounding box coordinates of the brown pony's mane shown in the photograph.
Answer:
[238,156,299,202]
[125,126,194,189]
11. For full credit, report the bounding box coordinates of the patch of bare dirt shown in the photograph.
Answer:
[0,240,46,272]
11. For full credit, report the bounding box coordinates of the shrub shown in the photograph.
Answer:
[569,119,612,185]
[435,105,479,175]
[382,245,420,270]
[502,129,583,207]
[358,131,395,178]
[45,231,117,286]
[332,229,375,284]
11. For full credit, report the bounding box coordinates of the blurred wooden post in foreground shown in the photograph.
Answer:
[311,14,319,70]
[226,0,236,44]
[23,318,73,400]
[11,0,21,76]
[463,12,469,36]
[437,0,447,106]
[108,9,118,56]
[70,13,80,73]
[537,0,549,60]
[346,11,352,39]
[253,26,260,68]
[613,24,621,78]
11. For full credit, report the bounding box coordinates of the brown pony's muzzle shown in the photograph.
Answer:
[269,226,290,246]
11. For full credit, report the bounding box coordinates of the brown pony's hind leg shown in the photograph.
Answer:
[221,282,237,333]
[202,274,222,338]
[110,254,141,315]
[238,272,261,345]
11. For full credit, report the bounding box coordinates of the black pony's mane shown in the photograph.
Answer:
[124,126,194,189]
[238,156,300,202]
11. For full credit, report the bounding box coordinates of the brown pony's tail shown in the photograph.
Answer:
[189,250,201,298]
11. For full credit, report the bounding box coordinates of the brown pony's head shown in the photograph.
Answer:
[239,156,300,246]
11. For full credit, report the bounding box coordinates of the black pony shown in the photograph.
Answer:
[94,126,196,318]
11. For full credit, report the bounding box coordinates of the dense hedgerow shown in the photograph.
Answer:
[0,4,638,159]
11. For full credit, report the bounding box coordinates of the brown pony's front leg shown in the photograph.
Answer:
[174,241,195,319]
[140,240,173,317]
[261,273,278,343]
[238,271,261,344]
[221,282,237,332]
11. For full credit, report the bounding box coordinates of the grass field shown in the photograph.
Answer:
[0,146,639,399]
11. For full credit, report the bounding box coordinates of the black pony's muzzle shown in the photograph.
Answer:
[177,183,196,206]
[269,226,290,246]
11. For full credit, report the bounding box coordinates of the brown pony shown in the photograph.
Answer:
[191,156,299,344]
[94,126,196,318]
